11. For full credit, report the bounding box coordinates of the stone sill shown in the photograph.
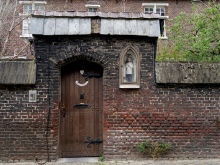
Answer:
[155,62,220,84]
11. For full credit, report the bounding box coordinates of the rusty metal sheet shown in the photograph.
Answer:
[0,60,36,85]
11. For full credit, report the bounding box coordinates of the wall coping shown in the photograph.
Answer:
[156,62,220,84]
[0,60,36,85]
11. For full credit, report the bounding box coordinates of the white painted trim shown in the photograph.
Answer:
[159,36,168,40]
[142,3,169,7]
[20,34,33,38]
[19,13,31,16]
[119,84,140,89]
[19,1,47,4]
[85,4,100,8]
[159,16,169,19]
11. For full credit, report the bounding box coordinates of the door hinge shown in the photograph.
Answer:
[84,136,103,148]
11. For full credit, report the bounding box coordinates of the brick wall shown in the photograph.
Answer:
[1,34,219,161]
[2,0,197,58]
[0,85,54,162]
[46,0,194,16]
[33,34,220,160]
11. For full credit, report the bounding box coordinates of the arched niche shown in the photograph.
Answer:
[119,46,140,88]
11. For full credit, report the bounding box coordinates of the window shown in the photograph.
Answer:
[119,46,140,89]
[23,4,32,14]
[22,18,30,36]
[88,8,98,12]
[19,1,46,37]
[143,3,169,39]
[85,4,100,12]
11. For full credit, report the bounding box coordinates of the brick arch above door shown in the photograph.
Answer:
[53,53,106,69]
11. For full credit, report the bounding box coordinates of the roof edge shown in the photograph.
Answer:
[32,11,160,19]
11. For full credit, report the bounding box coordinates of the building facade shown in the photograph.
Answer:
[0,0,220,162]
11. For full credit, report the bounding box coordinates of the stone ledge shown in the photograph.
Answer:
[155,62,220,84]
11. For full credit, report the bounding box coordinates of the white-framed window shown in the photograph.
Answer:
[85,4,100,12]
[22,18,31,37]
[143,3,169,39]
[19,1,46,37]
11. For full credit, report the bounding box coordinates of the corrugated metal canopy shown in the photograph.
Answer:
[0,60,36,85]
[30,11,161,37]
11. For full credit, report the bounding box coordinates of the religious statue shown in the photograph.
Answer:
[124,55,134,82]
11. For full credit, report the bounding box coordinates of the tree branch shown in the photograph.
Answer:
[0,0,18,57]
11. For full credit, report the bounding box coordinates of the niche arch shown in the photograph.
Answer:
[119,45,140,88]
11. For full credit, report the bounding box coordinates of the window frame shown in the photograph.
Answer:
[85,4,100,12]
[142,3,169,39]
[19,1,47,37]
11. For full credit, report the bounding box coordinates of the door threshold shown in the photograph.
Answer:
[56,157,99,163]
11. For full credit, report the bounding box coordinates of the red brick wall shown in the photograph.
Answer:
[45,0,194,17]
[1,34,220,161]
[2,0,204,58]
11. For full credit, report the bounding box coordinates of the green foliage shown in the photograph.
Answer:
[157,0,220,62]
[156,40,186,61]
[137,141,171,160]
[98,155,105,162]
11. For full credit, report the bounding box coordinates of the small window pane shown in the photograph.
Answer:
[159,19,165,36]
[144,7,153,14]
[160,7,165,16]
[156,8,160,14]
[23,29,29,35]
[22,19,30,36]
[23,4,32,14]
[88,8,98,12]
[35,5,45,11]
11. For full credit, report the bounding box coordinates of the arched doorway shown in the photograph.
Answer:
[59,59,103,157]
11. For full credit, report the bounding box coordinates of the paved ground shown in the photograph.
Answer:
[0,159,220,165]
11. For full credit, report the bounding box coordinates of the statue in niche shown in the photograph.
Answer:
[123,51,135,83]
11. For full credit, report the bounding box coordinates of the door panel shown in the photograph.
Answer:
[60,60,103,157]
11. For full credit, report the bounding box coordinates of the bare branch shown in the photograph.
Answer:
[0,0,19,57]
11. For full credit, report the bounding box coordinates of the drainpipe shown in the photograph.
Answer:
[152,38,158,86]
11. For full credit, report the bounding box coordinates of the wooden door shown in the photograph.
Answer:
[60,60,103,157]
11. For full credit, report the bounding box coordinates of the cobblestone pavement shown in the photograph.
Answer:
[0,159,220,165]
